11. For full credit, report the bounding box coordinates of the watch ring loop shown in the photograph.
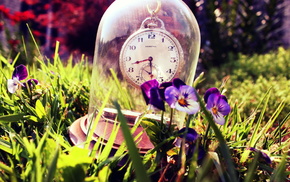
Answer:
[147,0,161,16]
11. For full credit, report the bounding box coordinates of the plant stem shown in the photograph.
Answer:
[203,123,210,147]
[158,163,170,182]
[168,108,174,132]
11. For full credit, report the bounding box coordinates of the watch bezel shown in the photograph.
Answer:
[119,27,184,87]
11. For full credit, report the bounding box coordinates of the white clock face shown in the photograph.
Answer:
[119,29,183,86]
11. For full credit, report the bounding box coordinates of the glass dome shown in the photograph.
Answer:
[89,0,200,115]
[69,0,201,154]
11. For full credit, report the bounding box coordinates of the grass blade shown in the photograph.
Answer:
[114,101,151,182]
[44,146,59,182]
[270,154,287,182]
[0,138,12,154]
[244,152,259,182]
[0,113,25,123]
[98,121,120,162]
[240,90,271,163]
[26,24,41,57]
[0,162,17,182]
[85,86,113,149]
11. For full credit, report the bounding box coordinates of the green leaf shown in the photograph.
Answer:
[0,159,13,174]
[97,166,112,182]
[0,113,25,123]
[58,147,92,168]
[0,54,13,68]
[24,115,39,122]
[57,147,93,182]
[35,100,46,119]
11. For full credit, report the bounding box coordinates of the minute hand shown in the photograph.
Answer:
[132,59,149,64]
[132,56,153,64]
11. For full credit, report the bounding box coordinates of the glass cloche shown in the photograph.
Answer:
[69,0,200,153]
[89,0,200,114]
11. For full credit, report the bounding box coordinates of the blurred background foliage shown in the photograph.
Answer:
[194,0,285,68]
[202,47,289,123]
[0,0,288,68]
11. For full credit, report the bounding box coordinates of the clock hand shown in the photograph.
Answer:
[148,57,153,78]
[132,58,149,64]
[132,56,153,64]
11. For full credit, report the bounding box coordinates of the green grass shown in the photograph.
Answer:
[203,47,290,122]
[0,41,289,181]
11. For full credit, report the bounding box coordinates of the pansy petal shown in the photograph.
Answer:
[217,96,231,115]
[141,79,159,105]
[196,145,206,161]
[187,144,206,162]
[164,86,179,107]
[261,151,271,164]
[204,87,220,103]
[27,79,38,85]
[173,138,182,148]
[12,64,28,80]
[212,111,225,125]
[175,100,200,114]
[249,148,271,164]
[206,93,230,125]
[172,78,186,89]
[206,93,219,110]
[24,79,39,88]
[219,95,228,103]
[179,85,197,100]
[261,151,272,164]
[165,85,200,114]
[178,127,199,142]
[158,81,172,100]
[149,87,165,111]
[7,79,18,93]
[141,90,150,105]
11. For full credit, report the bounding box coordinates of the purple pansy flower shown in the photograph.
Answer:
[141,79,166,111]
[173,127,205,161]
[175,127,199,146]
[164,78,200,115]
[25,79,39,88]
[7,64,38,93]
[204,88,231,125]
[249,147,271,164]
[7,64,28,93]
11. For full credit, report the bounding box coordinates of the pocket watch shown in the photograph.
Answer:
[119,14,184,87]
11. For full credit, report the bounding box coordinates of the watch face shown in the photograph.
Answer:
[119,29,183,86]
